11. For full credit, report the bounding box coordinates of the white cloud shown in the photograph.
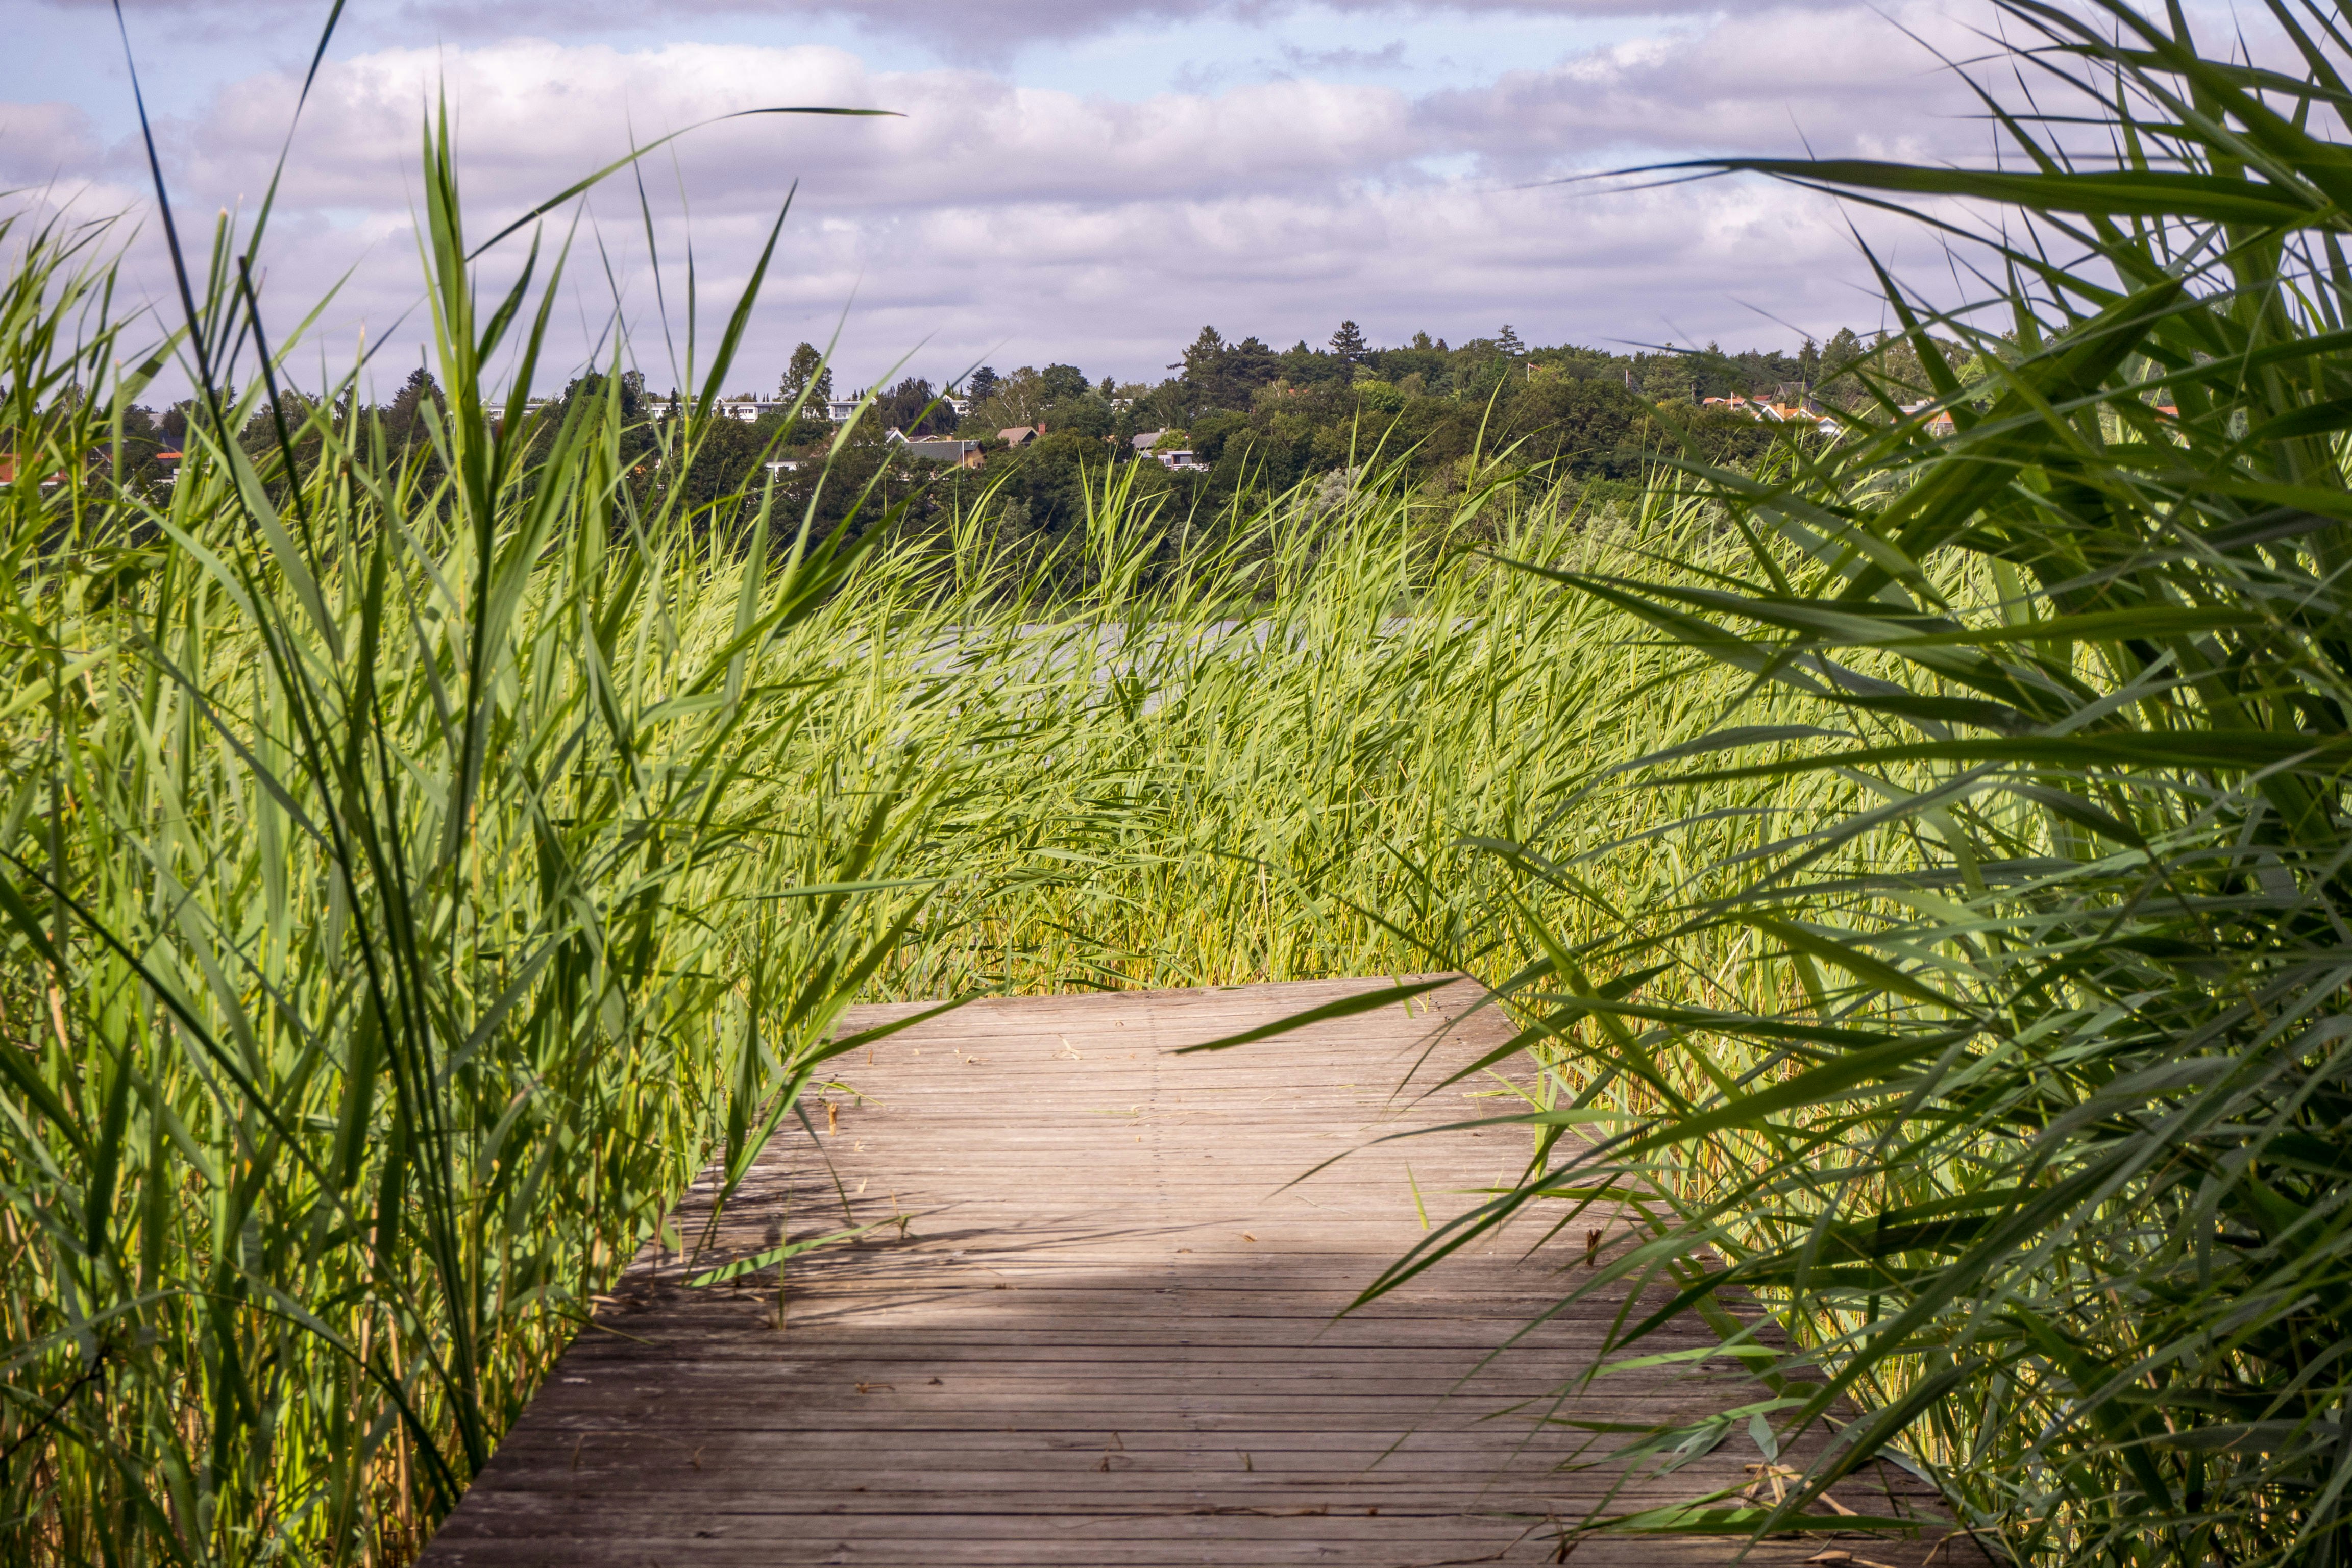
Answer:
[47,0,1739,55]
[1420,1,1994,172]
[8,6,2024,402]
[2,101,104,174]
[173,42,1425,211]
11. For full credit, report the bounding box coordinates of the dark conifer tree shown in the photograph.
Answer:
[384,366,445,449]
[781,342,834,407]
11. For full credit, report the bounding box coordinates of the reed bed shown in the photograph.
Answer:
[15,2,2352,1562]
[1383,4,2352,1564]
[0,152,1851,1563]
[0,167,957,1562]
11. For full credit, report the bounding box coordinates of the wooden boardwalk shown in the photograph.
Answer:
[424,978,1981,1567]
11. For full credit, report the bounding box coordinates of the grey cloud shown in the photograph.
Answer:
[20,8,2001,406]
[155,8,1995,226]
[1279,40,1409,72]
[1412,1,1994,171]
[166,43,1428,215]
[61,0,1741,56]
[0,101,110,185]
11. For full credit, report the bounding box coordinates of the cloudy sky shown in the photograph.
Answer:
[9,0,2039,401]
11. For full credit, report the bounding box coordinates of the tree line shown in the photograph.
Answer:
[900,320,1959,546]
[69,320,1966,572]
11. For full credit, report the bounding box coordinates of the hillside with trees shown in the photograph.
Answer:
[920,320,1962,552]
[166,321,1961,574]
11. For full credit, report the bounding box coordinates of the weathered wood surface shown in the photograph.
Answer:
[424,977,1984,1566]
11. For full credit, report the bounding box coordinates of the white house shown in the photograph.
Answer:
[651,397,788,422]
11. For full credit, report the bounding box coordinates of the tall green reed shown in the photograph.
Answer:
[0,88,952,1555]
[2,165,1830,1558]
[0,53,1953,1568]
[1379,3,2352,1561]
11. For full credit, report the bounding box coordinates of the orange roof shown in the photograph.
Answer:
[0,454,66,485]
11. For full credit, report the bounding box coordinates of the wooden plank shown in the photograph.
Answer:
[423,977,1986,1567]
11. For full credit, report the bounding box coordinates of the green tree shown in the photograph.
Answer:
[993,429,1106,538]
[1329,320,1368,361]
[1639,355,1693,403]
[1182,330,1281,412]
[877,377,953,436]
[782,342,834,408]
[380,366,447,460]
[969,367,1049,431]
[1278,340,1348,386]
[1187,408,1252,464]
[1817,327,1864,407]
[1042,394,1113,440]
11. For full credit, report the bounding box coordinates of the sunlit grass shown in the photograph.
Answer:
[1405,3,2352,1563]
[0,168,1846,1562]
[21,2,2350,1562]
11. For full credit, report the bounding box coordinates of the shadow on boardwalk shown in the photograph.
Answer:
[423,978,1989,1567]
